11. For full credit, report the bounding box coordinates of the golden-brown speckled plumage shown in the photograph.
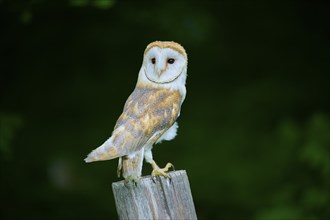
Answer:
[144,41,187,59]
[110,84,182,158]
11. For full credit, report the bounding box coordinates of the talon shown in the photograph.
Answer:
[151,176,157,183]
[151,160,174,178]
[124,176,140,185]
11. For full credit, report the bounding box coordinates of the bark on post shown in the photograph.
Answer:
[112,170,197,220]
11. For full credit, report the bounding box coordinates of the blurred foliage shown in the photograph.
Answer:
[254,113,330,220]
[0,113,23,157]
[0,0,329,220]
[69,0,115,9]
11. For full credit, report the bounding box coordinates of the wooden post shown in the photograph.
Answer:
[112,170,197,220]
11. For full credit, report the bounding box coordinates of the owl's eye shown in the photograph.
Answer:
[151,58,156,64]
[167,58,175,64]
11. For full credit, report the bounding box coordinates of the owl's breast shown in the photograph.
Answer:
[115,85,182,137]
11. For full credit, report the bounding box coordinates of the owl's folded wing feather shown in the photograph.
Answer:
[84,86,182,163]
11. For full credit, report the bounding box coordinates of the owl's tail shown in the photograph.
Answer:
[84,137,124,163]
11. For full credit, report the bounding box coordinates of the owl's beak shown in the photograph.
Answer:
[157,68,165,77]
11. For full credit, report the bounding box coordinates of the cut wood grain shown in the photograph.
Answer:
[112,170,197,220]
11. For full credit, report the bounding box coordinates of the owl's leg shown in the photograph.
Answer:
[144,149,174,178]
[122,148,144,183]
[117,157,122,178]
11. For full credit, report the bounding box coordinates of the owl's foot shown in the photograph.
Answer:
[151,160,174,178]
[124,175,141,184]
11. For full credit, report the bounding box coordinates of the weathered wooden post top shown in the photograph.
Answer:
[112,170,197,220]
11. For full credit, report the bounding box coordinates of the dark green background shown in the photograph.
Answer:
[1,0,329,219]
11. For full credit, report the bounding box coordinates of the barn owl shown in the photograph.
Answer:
[84,41,187,182]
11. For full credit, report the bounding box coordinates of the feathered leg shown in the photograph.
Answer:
[121,148,144,182]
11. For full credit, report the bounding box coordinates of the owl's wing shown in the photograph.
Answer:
[84,86,182,163]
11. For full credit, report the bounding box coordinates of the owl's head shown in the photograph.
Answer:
[139,41,187,86]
